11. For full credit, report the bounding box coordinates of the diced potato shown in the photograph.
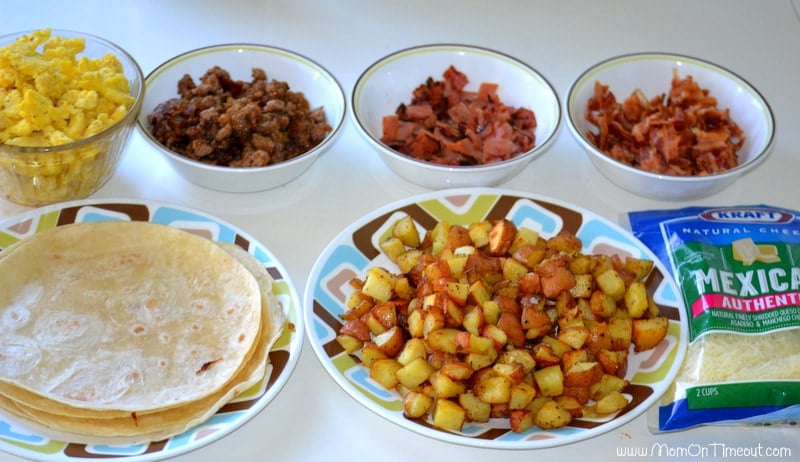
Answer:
[533,365,564,397]
[422,306,446,338]
[475,375,512,404]
[585,322,612,355]
[467,221,492,248]
[361,267,395,303]
[590,374,629,400]
[430,221,451,256]
[335,334,363,354]
[361,341,388,368]
[392,215,421,247]
[445,225,472,253]
[534,399,572,429]
[366,301,397,335]
[594,390,630,415]
[446,281,469,306]
[369,358,403,389]
[373,325,405,357]
[595,269,625,301]
[464,350,498,371]
[396,337,428,366]
[540,335,572,358]
[403,390,434,419]
[427,328,460,354]
[462,304,485,336]
[569,253,596,275]
[487,219,517,256]
[339,318,371,342]
[406,307,424,338]
[396,357,436,389]
[589,289,616,319]
[446,254,470,278]
[432,398,466,431]
[547,230,582,254]
[509,409,535,433]
[539,265,577,299]
[439,361,473,381]
[430,370,466,398]
[563,361,602,388]
[459,391,491,423]
[498,349,536,375]
[608,317,632,351]
[492,362,526,385]
[508,382,537,410]
[481,299,500,325]
[468,279,492,308]
[396,248,423,274]
[497,312,526,348]
[554,394,584,418]
[393,276,413,300]
[502,257,529,284]
[562,348,590,372]
[632,316,669,351]
[596,349,628,377]
[481,323,507,351]
[625,281,649,318]
[557,325,590,350]
[570,274,594,298]
[624,256,654,281]
[509,226,540,255]
[380,236,407,263]
[513,244,547,269]
[532,342,562,368]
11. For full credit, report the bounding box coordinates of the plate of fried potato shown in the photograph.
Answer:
[304,188,687,448]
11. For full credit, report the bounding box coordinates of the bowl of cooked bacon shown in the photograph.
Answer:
[352,44,561,189]
[565,52,775,201]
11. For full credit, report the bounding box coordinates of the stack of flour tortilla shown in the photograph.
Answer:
[0,221,285,444]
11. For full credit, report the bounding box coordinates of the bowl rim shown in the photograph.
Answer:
[136,42,347,173]
[351,42,562,173]
[0,28,145,154]
[565,51,776,183]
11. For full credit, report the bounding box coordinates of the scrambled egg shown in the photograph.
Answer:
[0,28,134,146]
[0,29,137,205]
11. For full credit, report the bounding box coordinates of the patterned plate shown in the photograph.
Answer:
[0,199,303,462]
[304,188,687,449]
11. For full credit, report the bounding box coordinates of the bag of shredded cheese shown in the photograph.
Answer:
[628,205,800,432]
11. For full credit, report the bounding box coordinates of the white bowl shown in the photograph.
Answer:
[565,52,775,201]
[137,44,345,193]
[352,44,560,189]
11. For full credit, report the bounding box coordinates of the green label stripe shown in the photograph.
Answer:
[674,241,800,341]
[687,381,800,409]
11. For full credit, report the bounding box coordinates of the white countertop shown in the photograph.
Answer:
[2,1,799,461]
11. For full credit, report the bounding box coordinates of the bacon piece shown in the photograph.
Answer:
[584,70,744,175]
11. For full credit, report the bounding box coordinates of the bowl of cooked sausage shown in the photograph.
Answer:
[352,44,561,189]
[137,44,346,192]
[565,52,775,200]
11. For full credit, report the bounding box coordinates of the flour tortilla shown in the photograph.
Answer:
[0,221,284,442]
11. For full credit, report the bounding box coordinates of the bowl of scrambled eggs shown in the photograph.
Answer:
[0,28,144,206]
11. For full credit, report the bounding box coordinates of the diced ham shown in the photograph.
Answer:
[380,65,537,166]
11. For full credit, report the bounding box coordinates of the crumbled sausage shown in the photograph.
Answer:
[147,66,332,167]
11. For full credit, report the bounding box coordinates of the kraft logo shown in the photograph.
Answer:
[699,207,795,224]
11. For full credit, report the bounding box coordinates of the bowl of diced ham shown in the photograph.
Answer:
[352,44,560,189]
[565,52,775,200]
